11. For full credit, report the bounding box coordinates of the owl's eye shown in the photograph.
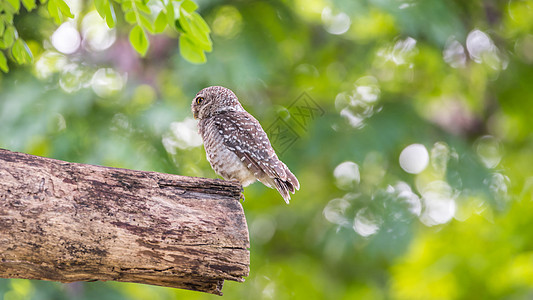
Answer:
[196,97,204,105]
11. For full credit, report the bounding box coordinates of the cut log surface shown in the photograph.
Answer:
[0,149,249,295]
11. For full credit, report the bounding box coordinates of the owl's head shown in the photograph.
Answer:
[192,86,244,119]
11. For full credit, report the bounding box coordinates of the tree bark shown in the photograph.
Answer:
[0,148,249,295]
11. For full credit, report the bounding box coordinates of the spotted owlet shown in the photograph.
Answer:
[192,86,299,203]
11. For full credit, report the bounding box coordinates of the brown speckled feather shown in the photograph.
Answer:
[192,86,299,203]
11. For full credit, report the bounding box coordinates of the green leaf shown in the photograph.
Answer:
[165,1,175,29]
[0,51,8,72]
[135,2,150,14]
[188,12,211,50]
[1,26,16,49]
[2,2,16,14]
[95,0,116,28]
[105,2,116,28]
[6,0,20,12]
[121,1,132,10]
[47,0,74,23]
[129,25,149,56]
[191,12,210,33]
[56,0,74,18]
[11,39,33,64]
[154,11,167,33]
[180,0,198,13]
[48,0,60,24]
[94,0,107,18]
[139,13,154,34]
[3,11,14,23]
[125,10,136,23]
[21,0,36,11]
[174,19,185,33]
[178,11,191,33]
[0,19,5,37]
[179,34,205,64]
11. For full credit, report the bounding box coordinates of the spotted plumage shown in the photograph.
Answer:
[192,86,299,203]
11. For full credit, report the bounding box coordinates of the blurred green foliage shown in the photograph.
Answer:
[1,0,533,299]
[0,0,211,65]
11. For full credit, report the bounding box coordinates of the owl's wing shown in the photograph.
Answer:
[212,112,300,203]
[213,112,286,180]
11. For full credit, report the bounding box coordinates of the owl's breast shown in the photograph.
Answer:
[200,118,257,186]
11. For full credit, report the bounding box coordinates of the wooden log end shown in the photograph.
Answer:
[0,149,250,295]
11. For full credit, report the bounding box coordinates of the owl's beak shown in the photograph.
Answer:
[193,111,198,119]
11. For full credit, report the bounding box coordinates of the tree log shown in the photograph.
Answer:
[0,148,249,295]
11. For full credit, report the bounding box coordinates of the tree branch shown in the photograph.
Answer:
[0,149,249,295]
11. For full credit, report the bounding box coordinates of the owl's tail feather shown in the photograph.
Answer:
[274,178,291,204]
[274,170,300,204]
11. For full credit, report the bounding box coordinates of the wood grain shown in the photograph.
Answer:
[0,149,249,295]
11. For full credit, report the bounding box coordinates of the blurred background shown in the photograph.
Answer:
[1,0,533,299]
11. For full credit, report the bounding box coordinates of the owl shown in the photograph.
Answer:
[191,86,299,203]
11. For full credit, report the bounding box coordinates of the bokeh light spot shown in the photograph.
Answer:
[35,51,68,79]
[466,29,506,70]
[419,181,456,226]
[389,181,422,216]
[336,76,381,129]
[485,172,510,200]
[514,34,533,64]
[81,11,117,51]
[475,135,502,169]
[250,217,277,245]
[353,208,381,237]
[91,68,125,97]
[431,142,450,176]
[59,64,85,93]
[212,6,243,39]
[323,198,351,227]
[162,118,203,154]
[321,7,351,35]
[333,161,360,190]
[443,37,466,68]
[51,22,81,54]
[466,29,494,63]
[399,144,429,174]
